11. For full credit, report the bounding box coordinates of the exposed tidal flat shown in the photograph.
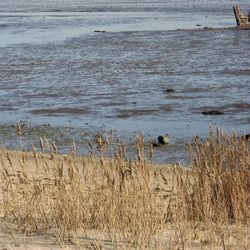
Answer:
[0,0,250,163]
[0,1,250,249]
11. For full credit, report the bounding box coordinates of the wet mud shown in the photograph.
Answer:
[0,0,249,163]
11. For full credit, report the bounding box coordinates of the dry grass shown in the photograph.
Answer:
[167,128,250,222]
[0,128,249,249]
[186,128,249,224]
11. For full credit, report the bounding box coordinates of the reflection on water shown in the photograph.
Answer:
[0,0,249,163]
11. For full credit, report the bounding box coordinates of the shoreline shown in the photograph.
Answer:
[0,131,249,249]
[0,123,191,164]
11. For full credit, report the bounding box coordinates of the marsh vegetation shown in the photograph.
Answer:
[0,128,249,249]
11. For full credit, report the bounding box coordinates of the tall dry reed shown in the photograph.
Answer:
[0,127,249,249]
[173,128,250,224]
[0,134,164,248]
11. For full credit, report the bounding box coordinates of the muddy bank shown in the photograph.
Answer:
[0,123,189,164]
[0,1,249,164]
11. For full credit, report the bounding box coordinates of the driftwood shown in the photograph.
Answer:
[233,6,250,29]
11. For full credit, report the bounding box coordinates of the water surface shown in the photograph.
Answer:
[0,0,249,162]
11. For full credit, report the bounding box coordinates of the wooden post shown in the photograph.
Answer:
[233,5,250,28]
[233,5,242,26]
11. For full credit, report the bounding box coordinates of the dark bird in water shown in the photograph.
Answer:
[158,134,170,145]
[163,88,175,93]
[202,110,224,115]
[151,134,170,147]
[240,133,250,141]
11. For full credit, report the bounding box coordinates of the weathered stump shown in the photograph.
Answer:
[233,5,250,29]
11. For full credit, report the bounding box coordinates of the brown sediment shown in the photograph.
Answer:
[179,87,207,93]
[116,108,159,118]
[221,102,250,111]
[31,107,90,115]
[115,105,174,118]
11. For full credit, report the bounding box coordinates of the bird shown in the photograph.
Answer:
[240,133,250,141]
[158,134,170,145]
[151,134,170,148]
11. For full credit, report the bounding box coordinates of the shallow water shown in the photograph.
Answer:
[0,0,249,163]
